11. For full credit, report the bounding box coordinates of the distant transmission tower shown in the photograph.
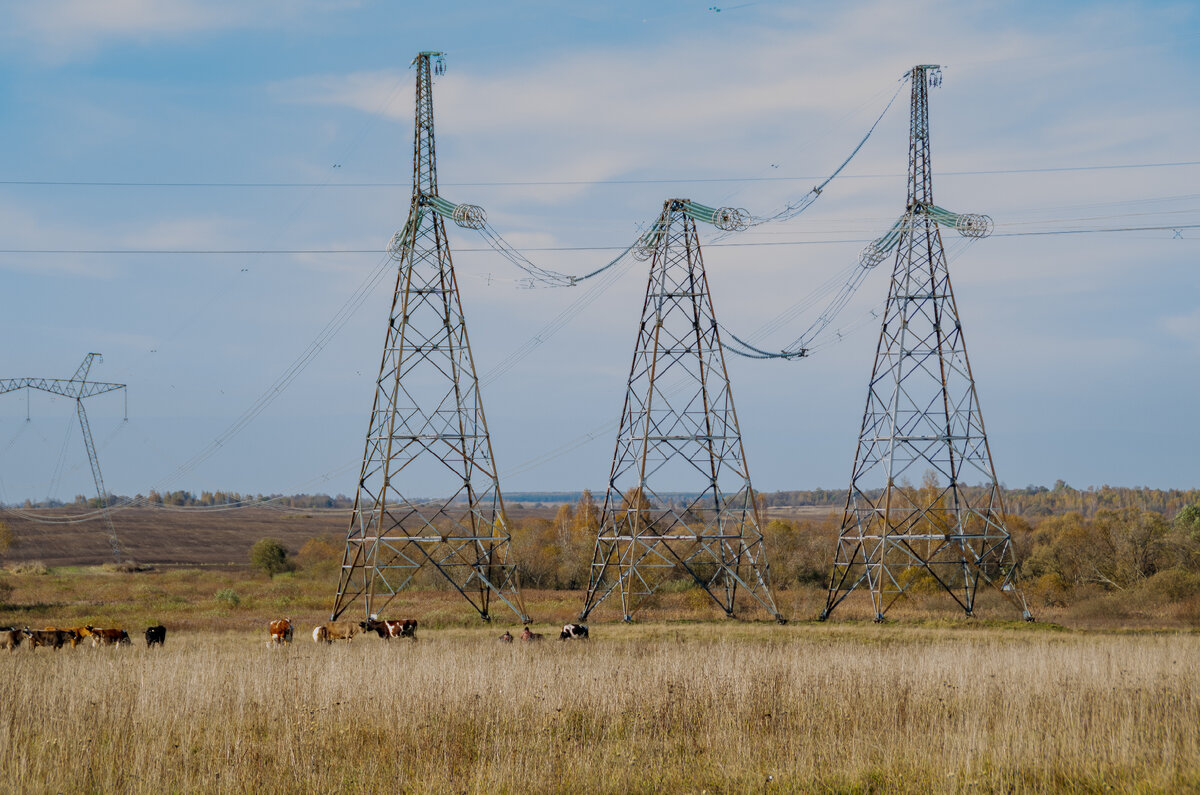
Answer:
[580,198,783,623]
[331,52,528,623]
[821,65,1031,622]
[1,353,127,561]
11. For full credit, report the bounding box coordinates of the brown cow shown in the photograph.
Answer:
[86,627,131,647]
[46,626,94,648]
[360,618,418,640]
[2,628,23,651]
[519,626,544,642]
[23,628,77,650]
[268,618,293,646]
[69,626,96,647]
[312,622,358,644]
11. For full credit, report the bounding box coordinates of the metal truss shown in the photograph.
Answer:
[331,52,528,623]
[821,65,1031,622]
[0,353,126,561]
[580,199,783,623]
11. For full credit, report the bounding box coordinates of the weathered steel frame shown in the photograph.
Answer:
[330,52,528,623]
[821,66,1031,622]
[0,353,125,561]
[580,200,783,623]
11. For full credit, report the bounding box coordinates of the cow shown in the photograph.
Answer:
[361,618,419,641]
[498,630,513,643]
[41,626,91,648]
[519,626,544,642]
[2,629,23,651]
[86,627,131,647]
[68,626,95,647]
[23,628,77,650]
[144,625,167,647]
[313,622,359,644]
[268,618,294,646]
[559,623,589,641]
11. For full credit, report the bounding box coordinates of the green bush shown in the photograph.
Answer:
[249,538,294,578]
[214,588,241,608]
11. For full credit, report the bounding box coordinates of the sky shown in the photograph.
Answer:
[0,0,1197,504]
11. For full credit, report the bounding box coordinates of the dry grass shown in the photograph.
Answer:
[1,623,1198,794]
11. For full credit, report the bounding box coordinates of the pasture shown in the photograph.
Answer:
[2,622,1198,793]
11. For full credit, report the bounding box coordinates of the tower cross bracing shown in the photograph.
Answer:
[821,65,1031,622]
[331,52,527,623]
[580,199,783,623]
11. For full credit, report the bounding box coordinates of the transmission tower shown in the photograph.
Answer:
[820,65,1031,622]
[0,353,127,561]
[331,52,528,623]
[580,198,783,623]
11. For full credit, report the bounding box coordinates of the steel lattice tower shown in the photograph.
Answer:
[580,199,783,623]
[331,52,528,623]
[1,353,126,561]
[821,65,1031,622]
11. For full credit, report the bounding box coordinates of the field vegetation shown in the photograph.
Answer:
[1,621,1198,793]
[1,487,1199,791]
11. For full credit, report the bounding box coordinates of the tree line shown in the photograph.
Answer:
[9,482,1198,518]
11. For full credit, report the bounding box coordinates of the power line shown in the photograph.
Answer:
[1,159,1198,189]
[1,223,1195,257]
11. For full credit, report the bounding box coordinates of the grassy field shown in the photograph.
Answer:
[3,509,1200,792]
[1,621,1198,793]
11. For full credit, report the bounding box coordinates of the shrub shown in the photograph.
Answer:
[296,536,341,577]
[7,561,49,575]
[102,560,148,573]
[214,588,241,608]
[249,538,294,578]
[1029,572,1071,607]
[1145,568,1200,601]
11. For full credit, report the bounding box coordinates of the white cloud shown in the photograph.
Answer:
[1163,307,1200,350]
[7,0,359,62]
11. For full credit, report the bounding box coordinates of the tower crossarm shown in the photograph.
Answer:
[420,194,487,229]
[860,204,993,267]
[0,378,126,399]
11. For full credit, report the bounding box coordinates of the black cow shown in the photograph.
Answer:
[559,623,589,641]
[145,625,166,647]
[360,618,418,640]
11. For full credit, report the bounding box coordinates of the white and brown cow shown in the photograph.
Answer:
[268,618,294,646]
[360,618,418,641]
[86,627,131,647]
[559,623,589,641]
[313,621,359,644]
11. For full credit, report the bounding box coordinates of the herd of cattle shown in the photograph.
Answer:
[268,618,589,645]
[2,619,590,651]
[1,624,165,650]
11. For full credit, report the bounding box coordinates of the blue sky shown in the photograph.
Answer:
[0,0,1197,503]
